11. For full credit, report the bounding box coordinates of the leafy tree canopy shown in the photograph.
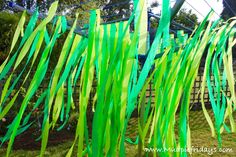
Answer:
[174,8,198,29]
[0,0,132,61]
[149,7,198,30]
[221,0,236,20]
[3,0,132,26]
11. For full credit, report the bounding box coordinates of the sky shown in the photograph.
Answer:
[149,0,224,21]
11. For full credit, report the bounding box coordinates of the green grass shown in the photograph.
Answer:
[1,110,235,157]
[0,141,74,157]
[189,110,236,157]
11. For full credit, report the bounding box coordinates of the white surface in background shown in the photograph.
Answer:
[149,0,224,21]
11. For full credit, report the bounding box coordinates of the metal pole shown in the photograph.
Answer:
[171,0,185,20]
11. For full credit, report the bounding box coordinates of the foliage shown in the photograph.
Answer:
[4,0,132,29]
[149,5,198,44]
[150,1,159,8]
[174,8,198,28]
[100,0,132,22]
[0,0,4,10]
[0,12,68,68]
[0,12,20,63]
[0,1,236,157]
[58,0,132,25]
[221,0,236,20]
[150,8,198,30]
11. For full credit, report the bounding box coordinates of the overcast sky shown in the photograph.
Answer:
[149,0,224,21]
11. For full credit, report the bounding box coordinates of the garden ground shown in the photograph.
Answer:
[0,110,236,157]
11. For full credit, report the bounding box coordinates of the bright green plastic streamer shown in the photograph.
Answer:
[0,0,236,157]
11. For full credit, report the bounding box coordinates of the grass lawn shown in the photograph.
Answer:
[0,110,235,157]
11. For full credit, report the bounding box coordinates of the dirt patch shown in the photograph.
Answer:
[1,128,75,150]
